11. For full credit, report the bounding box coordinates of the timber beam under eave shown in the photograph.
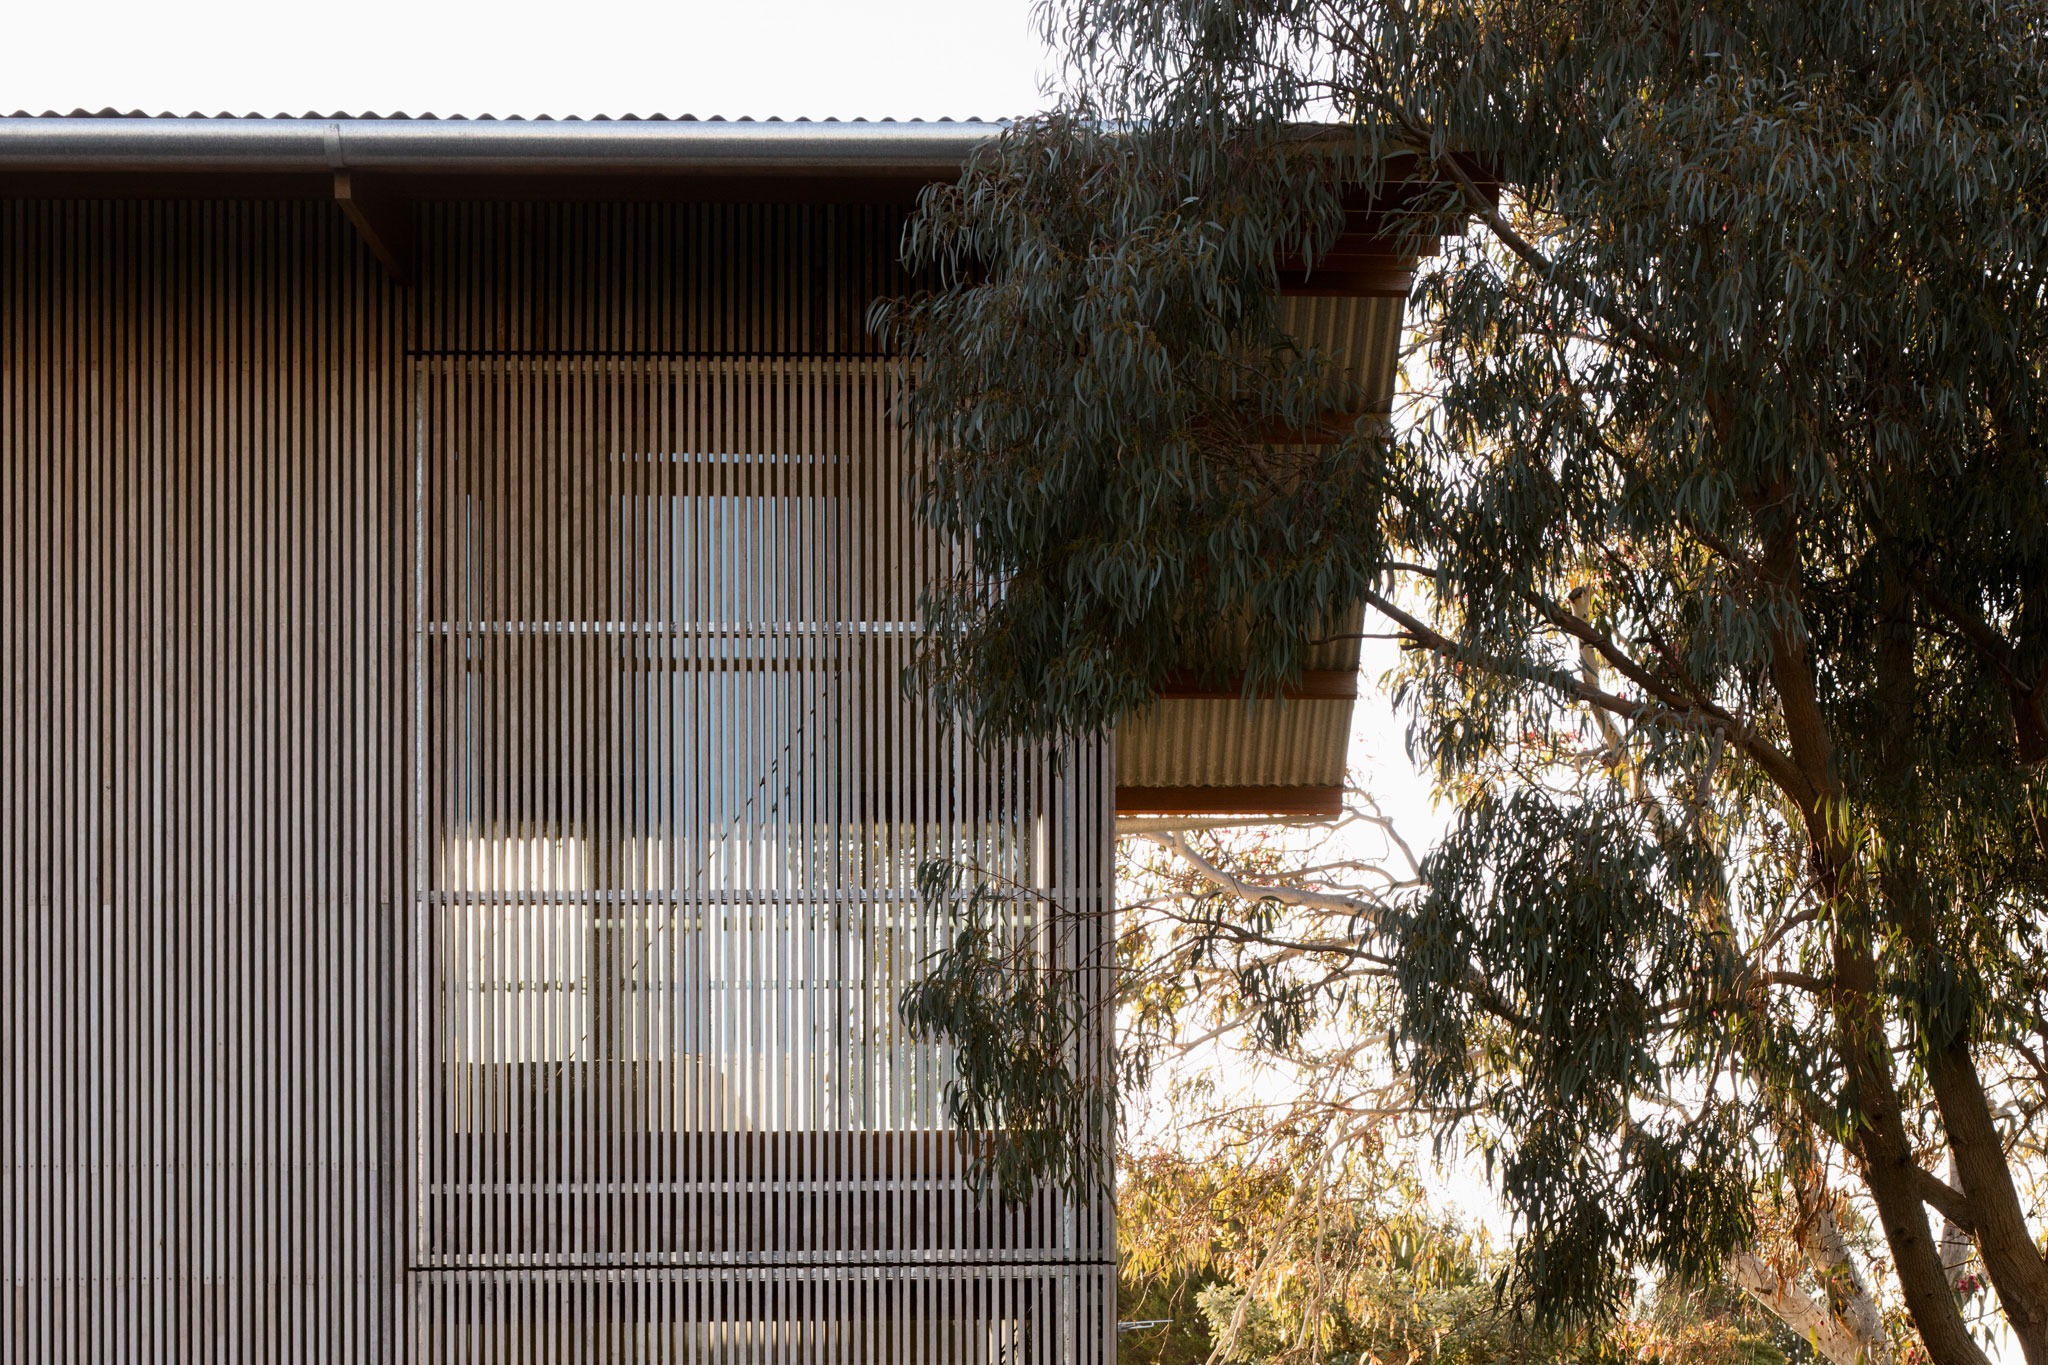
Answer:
[1115,785,1347,818]
[332,171,412,284]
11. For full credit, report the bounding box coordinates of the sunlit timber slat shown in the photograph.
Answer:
[2,197,1114,1363]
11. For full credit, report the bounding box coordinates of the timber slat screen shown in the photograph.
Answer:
[2,199,1114,1362]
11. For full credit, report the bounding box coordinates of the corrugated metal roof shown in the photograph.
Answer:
[1280,295,1404,417]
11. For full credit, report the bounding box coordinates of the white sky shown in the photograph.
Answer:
[1,0,1053,121]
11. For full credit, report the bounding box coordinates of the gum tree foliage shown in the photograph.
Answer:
[879,1,2048,1361]
[1118,1144,1802,1365]
[1118,1145,1538,1365]
[1107,815,1814,1364]
[1107,805,1908,1363]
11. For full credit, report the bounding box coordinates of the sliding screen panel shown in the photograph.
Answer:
[1,193,1113,1364]
[408,349,1111,1361]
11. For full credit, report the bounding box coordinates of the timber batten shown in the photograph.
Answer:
[1,114,1426,1360]
[2,196,1114,1362]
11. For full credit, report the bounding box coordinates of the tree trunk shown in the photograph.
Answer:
[1869,569,2048,1364]
[1834,930,1992,1365]
[1798,1204,1893,1365]
[1849,1116,1992,1365]
[1938,1158,1975,1291]
[1730,1248,1888,1365]
[1835,560,2007,1358]
[1773,553,1988,1365]
[1926,1042,2048,1365]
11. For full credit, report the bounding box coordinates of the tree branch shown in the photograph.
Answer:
[1359,586,1816,804]
[1908,1164,1979,1236]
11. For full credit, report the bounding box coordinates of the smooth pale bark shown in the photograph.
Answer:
[1798,1205,1893,1365]
[1730,1249,1889,1365]
[1938,1159,1975,1291]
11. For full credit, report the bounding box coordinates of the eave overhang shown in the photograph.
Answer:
[0,111,1426,824]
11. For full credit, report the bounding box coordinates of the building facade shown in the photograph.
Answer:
[0,114,1410,1363]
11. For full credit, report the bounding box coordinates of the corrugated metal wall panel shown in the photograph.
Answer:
[1107,297,1406,795]
[1278,294,1403,416]
[2,199,1114,1363]
[1114,699,1352,789]
[1281,292,1395,682]
[1305,602,1367,675]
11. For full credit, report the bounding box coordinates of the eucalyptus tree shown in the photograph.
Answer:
[880,1,2048,1361]
[1110,801,1900,1364]
[1119,1141,1804,1365]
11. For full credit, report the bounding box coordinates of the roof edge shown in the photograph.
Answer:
[0,117,1006,177]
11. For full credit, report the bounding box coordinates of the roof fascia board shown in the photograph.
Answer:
[0,117,1004,177]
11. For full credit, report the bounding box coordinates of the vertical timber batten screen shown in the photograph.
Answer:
[1,200,405,1364]
[3,198,1113,1363]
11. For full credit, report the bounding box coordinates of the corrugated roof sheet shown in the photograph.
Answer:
[1118,699,1354,789]
[1108,293,1404,804]
[1280,295,1404,418]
